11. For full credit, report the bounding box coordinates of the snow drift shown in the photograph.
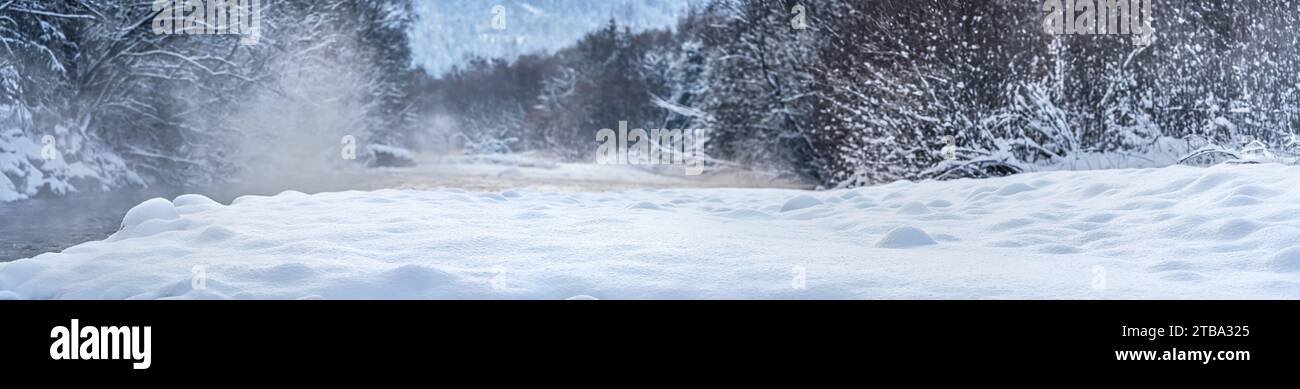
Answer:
[2,164,1299,299]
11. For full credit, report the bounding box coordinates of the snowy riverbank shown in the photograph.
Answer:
[2,163,1299,299]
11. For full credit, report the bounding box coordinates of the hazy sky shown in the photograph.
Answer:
[408,0,702,75]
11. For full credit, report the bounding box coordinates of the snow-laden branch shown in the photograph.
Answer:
[121,50,255,82]
[4,6,95,20]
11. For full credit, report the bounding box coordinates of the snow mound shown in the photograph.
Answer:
[897,202,932,215]
[995,183,1036,196]
[875,226,938,248]
[3,163,1300,299]
[119,198,180,230]
[174,194,221,208]
[1269,248,1300,273]
[112,198,189,241]
[627,201,663,210]
[780,195,823,212]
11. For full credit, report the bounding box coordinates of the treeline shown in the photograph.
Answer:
[7,0,1299,196]
[415,0,1300,186]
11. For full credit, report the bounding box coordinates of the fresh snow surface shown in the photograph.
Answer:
[3,164,1300,299]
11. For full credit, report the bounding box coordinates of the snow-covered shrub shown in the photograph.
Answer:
[696,1,825,180]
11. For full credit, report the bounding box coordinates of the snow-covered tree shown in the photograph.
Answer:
[696,0,825,180]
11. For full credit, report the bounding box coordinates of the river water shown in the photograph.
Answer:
[0,155,808,262]
[0,179,346,261]
[0,187,242,261]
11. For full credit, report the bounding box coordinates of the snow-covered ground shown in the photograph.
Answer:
[3,163,1299,300]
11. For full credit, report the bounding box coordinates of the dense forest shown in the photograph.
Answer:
[6,0,1300,202]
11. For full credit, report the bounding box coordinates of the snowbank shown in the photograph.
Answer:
[365,144,417,168]
[1,126,142,203]
[3,164,1300,299]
